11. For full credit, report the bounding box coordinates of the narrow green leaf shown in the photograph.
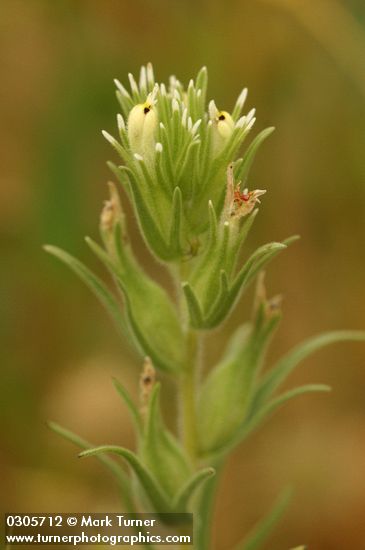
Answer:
[112,378,142,434]
[236,127,275,184]
[47,422,134,511]
[86,237,185,373]
[237,384,331,445]
[204,242,286,329]
[79,446,171,512]
[173,468,215,512]
[208,200,218,245]
[141,384,192,499]
[182,282,205,328]
[252,331,365,412]
[43,245,127,337]
[233,488,292,550]
[121,168,172,261]
[169,187,184,253]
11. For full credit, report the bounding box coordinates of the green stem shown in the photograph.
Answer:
[181,329,199,464]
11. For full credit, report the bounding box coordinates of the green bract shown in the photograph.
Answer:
[105,64,269,261]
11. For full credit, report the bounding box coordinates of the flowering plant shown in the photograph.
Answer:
[46,64,364,550]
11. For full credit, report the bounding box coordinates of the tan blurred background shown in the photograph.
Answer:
[1,1,365,548]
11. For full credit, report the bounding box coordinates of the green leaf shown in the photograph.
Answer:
[182,282,204,328]
[86,237,185,373]
[198,312,279,455]
[251,331,365,414]
[119,167,172,261]
[233,488,292,550]
[236,384,331,445]
[204,242,287,329]
[112,377,142,434]
[169,187,184,254]
[172,468,215,512]
[43,245,127,338]
[79,445,171,512]
[236,127,275,184]
[47,422,134,511]
[142,384,192,498]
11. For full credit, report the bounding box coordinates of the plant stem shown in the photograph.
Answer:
[181,328,199,464]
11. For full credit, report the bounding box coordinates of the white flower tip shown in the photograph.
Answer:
[172,98,180,112]
[134,153,144,161]
[197,89,202,98]
[235,116,246,129]
[114,79,130,97]
[146,62,154,83]
[246,118,256,130]
[102,130,115,143]
[191,119,202,135]
[246,108,256,122]
[237,88,248,107]
[208,100,218,120]
[173,89,181,101]
[128,72,138,91]
[155,142,163,153]
[159,122,165,129]
[117,114,125,131]
[188,79,194,89]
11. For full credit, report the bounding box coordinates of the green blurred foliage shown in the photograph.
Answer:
[1,1,365,548]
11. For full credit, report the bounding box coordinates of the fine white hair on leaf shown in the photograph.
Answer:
[197,89,202,98]
[160,82,167,96]
[172,98,180,112]
[187,117,193,131]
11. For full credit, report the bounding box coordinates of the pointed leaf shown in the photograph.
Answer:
[173,468,215,512]
[169,187,184,254]
[233,488,292,550]
[86,237,185,372]
[143,384,192,498]
[252,331,365,413]
[236,127,275,184]
[43,245,127,337]
[79,446,171,512]
[112,378,142,434]
[47,422,134,510]
[236,384,331,446]
[182,282,205,328]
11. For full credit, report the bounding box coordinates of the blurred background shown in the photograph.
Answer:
[1,1,365,548]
